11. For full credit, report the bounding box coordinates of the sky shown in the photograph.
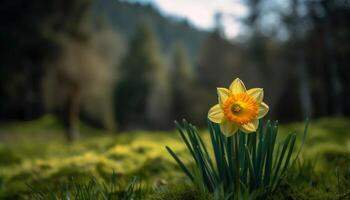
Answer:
[128,0,248,38]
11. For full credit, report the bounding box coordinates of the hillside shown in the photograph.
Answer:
[94,0,208,63]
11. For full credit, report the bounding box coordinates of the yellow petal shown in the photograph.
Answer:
[247,88,264,103]
[240,120,259,133]
[258,102,269,119]
[208,104,224,123]
[219,119,238,137]
[229,78,246,94]
[217,87,230,105]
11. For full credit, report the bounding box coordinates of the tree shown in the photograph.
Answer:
[197,31,235,88]
[80,19,124,131]
[318,0,344,116]
[115,23,169,130]
[44,38,110,140]
[170,44,194,121]
[42,0,116,140]
[0,0,59,120]
[303,0,349,117]
[0,0,121,140]
[290,0,312,119]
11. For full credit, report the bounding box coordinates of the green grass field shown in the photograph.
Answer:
[0,115,349,199]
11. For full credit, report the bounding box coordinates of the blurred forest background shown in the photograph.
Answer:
[0,0,349,140]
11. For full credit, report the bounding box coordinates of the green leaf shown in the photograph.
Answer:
[166,146,194,181]
[271,133,293,187]
[291,119,309,167]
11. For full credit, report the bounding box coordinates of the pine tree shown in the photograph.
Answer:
[170,44,193,121]
[115,23,169,129]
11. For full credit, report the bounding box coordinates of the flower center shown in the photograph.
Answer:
[231,104,242,113]
[222,93,258,125]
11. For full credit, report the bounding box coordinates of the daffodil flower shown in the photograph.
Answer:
[208,78,269,136]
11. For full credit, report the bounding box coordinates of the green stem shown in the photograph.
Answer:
[235,132,240,194]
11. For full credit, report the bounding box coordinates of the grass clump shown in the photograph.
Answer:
[151,184,212,200]
[29,174,144,200]
[166,119,309,199]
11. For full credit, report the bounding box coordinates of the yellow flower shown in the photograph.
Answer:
[208,78,269,136]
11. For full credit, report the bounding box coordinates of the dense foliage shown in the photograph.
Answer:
[1,0,349,135]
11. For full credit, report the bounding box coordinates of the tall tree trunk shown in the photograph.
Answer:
[323,3,343,116]
[292,0,312,119]
[297,47,312,119]
[63,89,81,141]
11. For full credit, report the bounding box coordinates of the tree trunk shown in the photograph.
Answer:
[297,48,312,119]
[323,5,343,116]
[63,89,81,141]
[292,0,312,119]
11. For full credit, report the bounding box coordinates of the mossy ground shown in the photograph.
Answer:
[0,115,349,199]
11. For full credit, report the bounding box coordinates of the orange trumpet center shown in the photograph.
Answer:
[223,93,258,125]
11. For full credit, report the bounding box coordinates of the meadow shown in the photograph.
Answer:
[0,115,349,199]
[2,0,349,199]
